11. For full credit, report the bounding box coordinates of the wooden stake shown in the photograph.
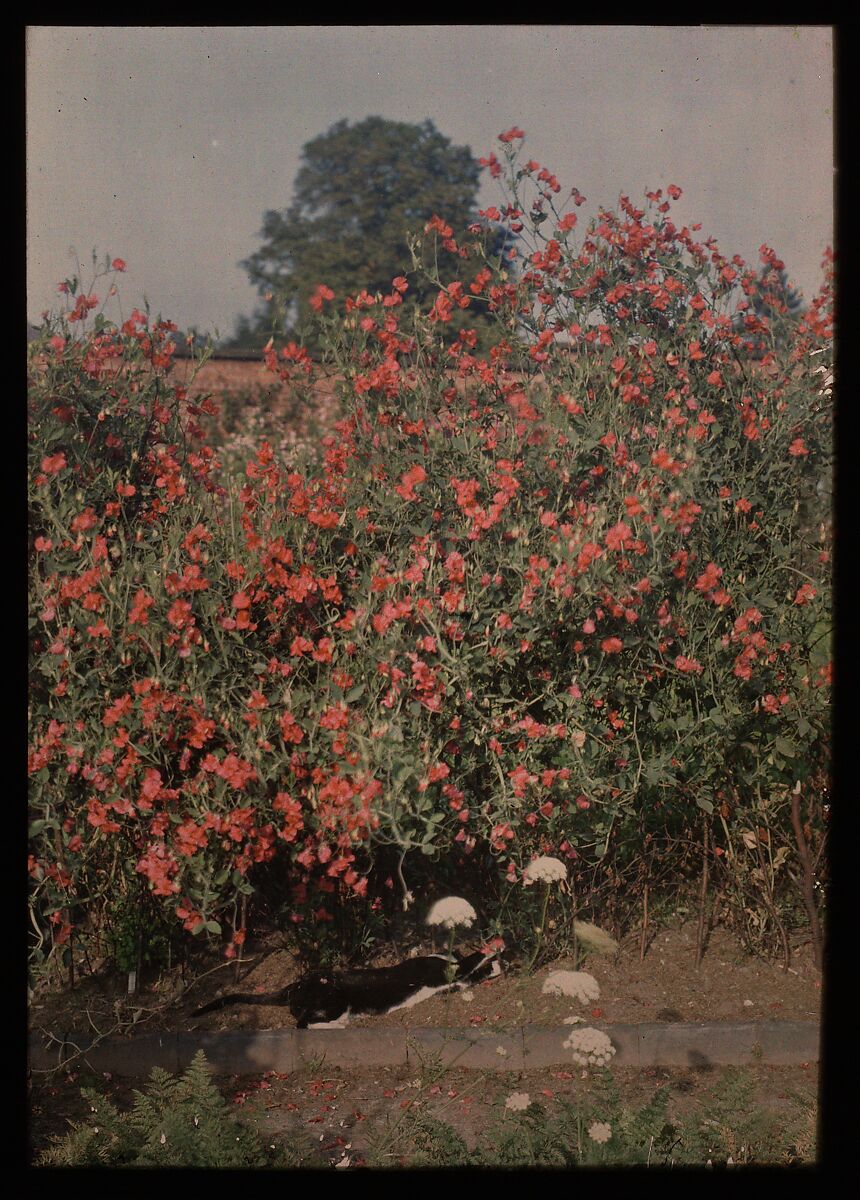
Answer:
[234,893,248,984]
[790,783,823,970]
[640,881,649,962]
[695,815,709,969]
[754,834,790,973]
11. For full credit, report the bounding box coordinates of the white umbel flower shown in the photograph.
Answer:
[588,1120,612,1144]
[505,1092,531,1111]
[523,855,567,884]
[563,1026,616,1068]
[425,896,477,930]
[542,970,600,1004]
[810,349,834,397]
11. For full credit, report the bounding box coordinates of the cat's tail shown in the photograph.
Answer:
[191,986,293,1017]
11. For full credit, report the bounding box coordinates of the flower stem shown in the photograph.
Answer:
[444,927,457,984]
[526,883,551,974]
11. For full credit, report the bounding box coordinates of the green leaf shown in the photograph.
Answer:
[695,796,714,814]
[774,736,796,758]
[644,762,664,786]
[203,921,222,935]
[28,819,57,837]
[393,761,413,786]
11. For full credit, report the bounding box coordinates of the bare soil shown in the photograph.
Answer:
[25,921,820,1046]
[29,918,821,1040]
[27,919,822,1167]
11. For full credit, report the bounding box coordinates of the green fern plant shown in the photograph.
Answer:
[671,1068,782,1166]
[486,1101,578,1167]
[36,1051,304,1168]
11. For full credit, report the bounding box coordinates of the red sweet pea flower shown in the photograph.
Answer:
[600,637,623,654]
[309,283,335,312]
[40,452,67,475]
[478,152,501,178]
[395,464,427,502]
[694,562,723,593]
[604,521,632,552]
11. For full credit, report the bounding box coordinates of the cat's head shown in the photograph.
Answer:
[455,946,506,983]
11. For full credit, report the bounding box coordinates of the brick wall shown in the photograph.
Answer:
[170,353,283,399]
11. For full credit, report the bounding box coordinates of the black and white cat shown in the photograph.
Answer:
[192,948,501,1028]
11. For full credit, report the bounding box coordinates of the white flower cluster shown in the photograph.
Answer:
[505,1092,531,1112]
[810,348,833,397]
[523,855,567,884]
[542,970,600,1004]
[425,896,477,930]
[562,1026,616,1068]
[588,1121,612,1145]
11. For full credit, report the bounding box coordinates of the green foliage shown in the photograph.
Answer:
[28,128,831,979]
[235,115,509,353]
[106,889,175,974]
[363,1068,816,1168]
[367,1109,475,1168]
[36,1051,303,1168]
[486,1101,581,1167]
[671,1066,784,1166]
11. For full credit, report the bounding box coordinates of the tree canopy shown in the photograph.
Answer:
[229,116,508,351]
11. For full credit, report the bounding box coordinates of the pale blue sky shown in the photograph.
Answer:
[26,25,834,341]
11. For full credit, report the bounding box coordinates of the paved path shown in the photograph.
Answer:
[28,1021,819,1076]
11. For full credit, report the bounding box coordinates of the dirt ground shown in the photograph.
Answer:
[28,918,822,1041]
[27,919,822,1167]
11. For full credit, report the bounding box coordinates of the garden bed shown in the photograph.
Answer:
[28,1054,819,1168]
[29,919,821,1045]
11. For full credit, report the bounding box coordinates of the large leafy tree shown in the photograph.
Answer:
[230,116,509,351]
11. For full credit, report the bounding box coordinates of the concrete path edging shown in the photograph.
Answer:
[28,1021,820,1076]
